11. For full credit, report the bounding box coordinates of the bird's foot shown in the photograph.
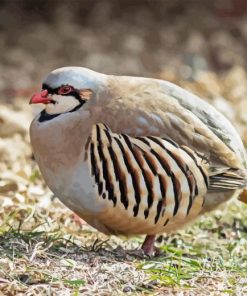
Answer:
[141,234,156,256]
[72,213,87,226]
[125,235,161,258]
[127,247,161,258]
[112,235,162,259]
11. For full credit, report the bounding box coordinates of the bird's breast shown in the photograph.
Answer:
[36,149,108,215]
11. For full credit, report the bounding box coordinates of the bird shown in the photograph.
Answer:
[29,67,247,255]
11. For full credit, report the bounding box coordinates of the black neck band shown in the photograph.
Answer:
[39,110,60,122]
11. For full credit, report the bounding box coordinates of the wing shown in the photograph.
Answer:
[91,76,247,169]
[157,79,247,168]
[87,124,246,230]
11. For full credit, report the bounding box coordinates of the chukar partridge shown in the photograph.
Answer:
[30,67,247,255]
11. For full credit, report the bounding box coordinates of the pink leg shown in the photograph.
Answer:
[72,214,87,226]
[141,235,156,256]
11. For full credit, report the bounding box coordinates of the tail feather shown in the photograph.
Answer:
[208,168,247,192]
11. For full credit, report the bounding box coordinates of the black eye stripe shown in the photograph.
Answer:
[42,83,57,94]
[42,84,73,95]
[42,84,82,102]
[64,91,83,102]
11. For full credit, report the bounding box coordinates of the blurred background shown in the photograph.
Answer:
[0,0,247,97]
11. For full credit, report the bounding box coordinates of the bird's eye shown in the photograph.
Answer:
[58,85,73,95]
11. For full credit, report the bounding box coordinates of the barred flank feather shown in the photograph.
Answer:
[87,124,210,228]
[87,124,247,233]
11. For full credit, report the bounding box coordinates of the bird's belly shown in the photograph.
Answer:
[91,194,205,235]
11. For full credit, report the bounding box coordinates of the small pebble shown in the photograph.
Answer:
[123,285,133,293]
[18,274,29,283]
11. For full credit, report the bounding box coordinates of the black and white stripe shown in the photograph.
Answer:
[88,124,209,227]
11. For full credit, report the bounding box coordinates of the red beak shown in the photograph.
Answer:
[29,89,52,104]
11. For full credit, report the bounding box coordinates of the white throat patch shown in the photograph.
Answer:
[46,94,80,115]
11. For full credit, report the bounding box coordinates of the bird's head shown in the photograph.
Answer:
[30,67,106,121]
